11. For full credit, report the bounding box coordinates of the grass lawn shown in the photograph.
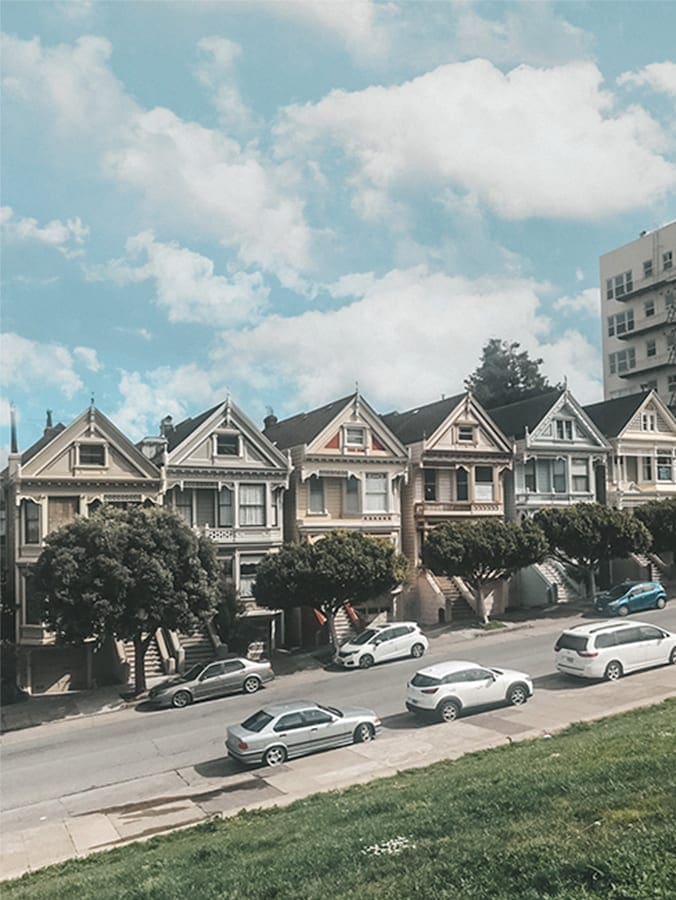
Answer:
[5,700,676,899]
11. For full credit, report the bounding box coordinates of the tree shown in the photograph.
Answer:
[534,504,652,598]
[253,531,409,649]
[33,505,219,695]
[634,500,676,560]
[465,338,560,408]
[424,518,548,623]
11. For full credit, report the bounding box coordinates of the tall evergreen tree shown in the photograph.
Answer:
[465,338,560,408]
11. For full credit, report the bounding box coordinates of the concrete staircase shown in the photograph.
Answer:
[334,606,359,645]
[431,575,476,624]
[631,553,663,583]
[123,633,165,686]
[177,626,216,669]
[537,558,584,603]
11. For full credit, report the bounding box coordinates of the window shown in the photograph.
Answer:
[612,270,633,297]
[175,488,192,525]
[642,457,653,481]
[218,488,233,527]
[78,444,105,466]
[308,476,324,513]
[553,459,567,493]
[456,468,469,501]
[24,574,44,625]
[639,625,665,641]
[605,278,614,301]
[536,460,552,493]
[274,712,305,731]
[239,484,265,526]
[239,555,263,597]
[644,299,655,317]
[474,466,493,501]
[345,476,360,515]
[302,709,333,726]
[641,412,656,431]
[222,660,245,674]
[201,663,224,680]
[24,501,40,544]
[344,427,366,448]
[195,489,216,526]
[48,497,79,534]
[607,310,634,337]
[646,339,656,358]
[458,425,474,442]
[608,348,636,374]
[571,458,589,493]
[657,456,673,481]
[664,251,673,271]
[669,373,676,390]
[424,469,437,501]
[365,473,387,512]
[216,434,239,456]
[643,259,653,278]
[524,459,536,492]
[555,419,573,441]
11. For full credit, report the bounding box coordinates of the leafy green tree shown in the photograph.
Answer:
[212,574,243,648]
[254,531,409,648]
[424,519,548,623]
[633,499,676,560]
[33,505,219,695]
[534,503,652,598]
[465,338,560,408]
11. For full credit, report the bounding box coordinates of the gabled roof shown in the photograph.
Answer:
[583,392,650,439]
[380,393,466,444]
[164,403,221,452]
[263,394,356,449]
[20,424,66,464]
[488,390,563,439]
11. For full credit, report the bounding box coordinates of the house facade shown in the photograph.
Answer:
[2,406,163,693]
[381,392,513,563]
[489,389,611,519]
[584,390,676,509]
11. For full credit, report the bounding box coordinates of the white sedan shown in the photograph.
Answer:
[406,660,533,722]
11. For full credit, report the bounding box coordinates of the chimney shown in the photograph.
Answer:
[263,413,278,430]
[160,415,174,437]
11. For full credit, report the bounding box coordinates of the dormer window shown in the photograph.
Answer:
[78,443,106,466]
[641,412,656,432]
[555,419,573,441]
[216,433,239,456]
[458,425,474,442]
[344,427,366,448]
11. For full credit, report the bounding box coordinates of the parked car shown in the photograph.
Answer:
[593,581,667,616]
[554,620,676,681]
[334,622,428,669]
[148,657,274,708]
[406,660,533,722]
[225,700,381,766]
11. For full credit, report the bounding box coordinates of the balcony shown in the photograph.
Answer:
[616,308,676,339]
[197,524,283,544]
[414,501,502,517]
[618,350,676,377]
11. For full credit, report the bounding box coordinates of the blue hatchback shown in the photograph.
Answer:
[594,581,667,616]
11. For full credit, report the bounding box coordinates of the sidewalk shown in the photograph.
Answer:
[0,603,587,735]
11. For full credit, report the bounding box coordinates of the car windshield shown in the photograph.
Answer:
[182,664,204,681]
[318,704,342,718]
[351,629,379,646]
[607,585,630,601]
[411,673,441,687]
[241,710,274,733]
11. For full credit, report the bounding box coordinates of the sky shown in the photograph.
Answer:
[2,1,675,458]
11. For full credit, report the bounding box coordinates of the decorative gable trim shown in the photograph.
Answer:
[528,391,611,451]
[426,393,513,455]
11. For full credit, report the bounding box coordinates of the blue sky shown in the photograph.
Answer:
[2,1,675,456]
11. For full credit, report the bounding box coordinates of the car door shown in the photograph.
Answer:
[193,662,225,699]
[636,624,668,667]
[392,625,415,659]
[272,711,309,758]
[382,626,407,660]
[301,708,346,751]
[218,660,247,695]
[467,667,506,706]
[373,628,397,662]
[614,626,643,672]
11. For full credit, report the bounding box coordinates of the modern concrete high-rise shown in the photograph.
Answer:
[600,220,676,409]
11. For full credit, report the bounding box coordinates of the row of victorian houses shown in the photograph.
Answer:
[3,386,676,693]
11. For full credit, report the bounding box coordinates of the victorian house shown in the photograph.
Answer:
[2,406,162,693]
[489,389,611,519]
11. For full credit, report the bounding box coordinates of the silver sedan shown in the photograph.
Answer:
[148,657,274,708]
[225,700,381,767]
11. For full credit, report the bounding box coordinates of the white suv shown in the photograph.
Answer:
[335,623,428,669]
[554,619,676,681]
[406,661,533,722]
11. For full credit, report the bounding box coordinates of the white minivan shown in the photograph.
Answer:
[554,619,676,681]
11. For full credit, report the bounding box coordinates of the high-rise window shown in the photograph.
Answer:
[643,259,653,278]
[646,339,656,358]
[663,251,673,271]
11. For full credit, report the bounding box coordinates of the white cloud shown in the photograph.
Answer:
[112,364,224,440]
[92,231,269,326]
[276,60,676,221]
[73,346,101,372]
[1,205,89,258]
[1,34,312,285]
[618,62,676,98]
[210,265,602,411]
[0,333,85,398]
[537,330,603,403]
[553,287,600,317]
[194,37,258,135]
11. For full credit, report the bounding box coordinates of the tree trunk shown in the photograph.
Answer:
[588,567,597,601]
[476,582,489,625]
[133,632,154,696]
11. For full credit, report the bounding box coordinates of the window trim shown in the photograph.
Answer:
[239,483,266,527]
[308,475,325,514]
[77,442,107,467]
[344,426,366,448]
[214,432,240,457]
[364,472,388,513]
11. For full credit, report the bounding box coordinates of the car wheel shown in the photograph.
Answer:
[507,683,529,706]
[263,745,287,767]
[604,660,623,681]
[359,654,375,669]
[438,699,460,723]
[171,690,192,709]
[669,647,676,665]
[618,605,629,617]
[410,642,425,659]
[243,676,261,694]
[656,596,666,609]
[353,722,374,743]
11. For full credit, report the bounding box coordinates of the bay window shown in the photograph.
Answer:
[657,456,673,481]
[552,459,567,493]
[308,476,324,514]
[218,488,233,526]
[365,473,387,512]
[474,466,494,501]
[456,468,469,501]
[24,501,40,544]
[239,484,266,526]
[571,458,589,492]
[345,476,360,515]
[424,469,437,501]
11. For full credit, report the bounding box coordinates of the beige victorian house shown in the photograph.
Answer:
[2,406,162,693]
